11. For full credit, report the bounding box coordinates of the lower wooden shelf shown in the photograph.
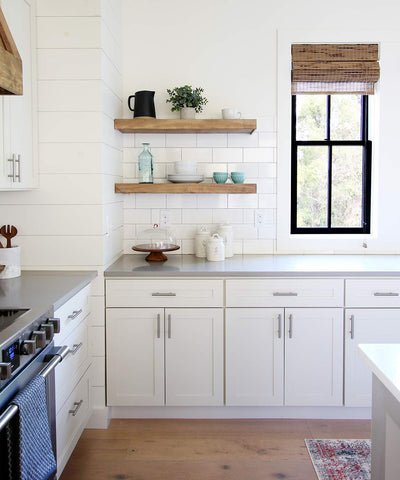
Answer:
[115,183,257,194]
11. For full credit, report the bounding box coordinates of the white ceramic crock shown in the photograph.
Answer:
[206,234,225,262]
[0,246,21,278]
[194,225,211,258]
[217,224,234,258]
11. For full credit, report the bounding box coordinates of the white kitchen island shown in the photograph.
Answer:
[359,344,400,480]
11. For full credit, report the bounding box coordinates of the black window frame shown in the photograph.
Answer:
[291,94,372,234]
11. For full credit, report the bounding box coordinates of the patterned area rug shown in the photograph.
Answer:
[305,439,371,480]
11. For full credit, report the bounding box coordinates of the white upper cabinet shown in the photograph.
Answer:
[0,0,37,189]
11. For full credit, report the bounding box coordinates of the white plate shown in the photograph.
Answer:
[168,174,204,183]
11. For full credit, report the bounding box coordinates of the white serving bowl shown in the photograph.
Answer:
[174,160,197,175]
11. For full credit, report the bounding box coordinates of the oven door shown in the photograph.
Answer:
[0,343,69,480]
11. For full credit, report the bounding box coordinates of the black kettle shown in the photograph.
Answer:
[128,90,156,118]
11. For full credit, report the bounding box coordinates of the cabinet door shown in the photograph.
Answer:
[285,308,343,406]
[165,308,223,406]
[106,308,164,406]
[226,308,284,406]
[1,0,37,189]
[345,309,400,407]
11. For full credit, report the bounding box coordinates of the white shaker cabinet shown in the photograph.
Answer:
[225,308,284,406]
[0,0,37,189]
[284,308,343,406]
[106,304,224,407]
[345,309,400,407]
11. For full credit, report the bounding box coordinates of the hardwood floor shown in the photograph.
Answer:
[60,418,371,480]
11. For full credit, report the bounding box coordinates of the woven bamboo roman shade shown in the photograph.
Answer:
[291,43,380,94]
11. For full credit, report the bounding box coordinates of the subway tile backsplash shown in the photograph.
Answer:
[123,117,277,254]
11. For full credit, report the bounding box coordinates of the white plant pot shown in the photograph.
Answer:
[180,107,196,119]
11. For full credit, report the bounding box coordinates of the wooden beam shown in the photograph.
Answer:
[0,6,22,95]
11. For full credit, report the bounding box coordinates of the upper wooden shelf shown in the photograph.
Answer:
[115,183,257,194]
[114,118,257,134]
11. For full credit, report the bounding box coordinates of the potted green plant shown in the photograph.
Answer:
[166,85,208,119]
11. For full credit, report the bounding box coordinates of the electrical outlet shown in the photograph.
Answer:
[255,210,264,227]
[160,210,171,226]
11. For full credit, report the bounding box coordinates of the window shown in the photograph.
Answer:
[290,43,379,235]
[291,94,371,234]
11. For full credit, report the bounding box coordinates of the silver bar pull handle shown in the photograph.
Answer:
[288,314,293,339]
[68,309,83,320]
[68,399,83,417]
[15,154,21,182]
[168,314,171,339]
[277,314,282,339]
[152,292,176,297]
[156,313,161,338]
[69,342,83,356]
[349,314,355,340]
[273,292,298,297]
[373,292,399,297]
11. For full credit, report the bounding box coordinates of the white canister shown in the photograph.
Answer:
[217,224,234,258]
[0,246,21,278]
[206,234,225,262]
[194,225,211,258]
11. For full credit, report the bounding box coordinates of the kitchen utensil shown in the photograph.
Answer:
[132,224,180,261]
[194,225,211,258]
[0,225,17,248]
[128,90,156,118]
[206,233,225,261]
[230,172,246,184]
[217,223,234,258]
[0,240,3,273]
[222,108,241,119]
[167,174,204,183]
[213,172,228,184]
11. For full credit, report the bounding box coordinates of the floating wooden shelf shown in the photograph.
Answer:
[114,118,257,134]
[115,183,257,194]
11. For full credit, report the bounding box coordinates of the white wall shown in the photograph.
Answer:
[121,0,400,254]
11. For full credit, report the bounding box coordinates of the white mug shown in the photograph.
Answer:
[222,108,241,120]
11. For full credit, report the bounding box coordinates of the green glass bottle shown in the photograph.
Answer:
[138,143,153,183]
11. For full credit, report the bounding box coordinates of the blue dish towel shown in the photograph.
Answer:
[11,375,57,480]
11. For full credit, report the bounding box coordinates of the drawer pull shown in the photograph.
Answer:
[68,309,83,320]
[156,314,161,339]
[273,292,298,297]
[69,342,83,356]
[68,399,83,417]
[349,315,355,339]
[373,292,399,297]
[152,292,176,297]
[277,314,282,339]
[288,314,293,338]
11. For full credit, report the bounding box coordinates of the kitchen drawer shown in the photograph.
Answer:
[106,279,223,308]
[226,278,344,307]
[345,278,400,307]
[54,284,91,344]
[56,366,91,477]
[55,318,89,413]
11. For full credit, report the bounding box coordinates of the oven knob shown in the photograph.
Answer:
[40,323,54,341]
[47,317,60,334]
[0,362,12,380]
[31,330,46,348]
[20,340,37,355]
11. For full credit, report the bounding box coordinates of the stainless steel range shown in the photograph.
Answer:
[0,306,69,479]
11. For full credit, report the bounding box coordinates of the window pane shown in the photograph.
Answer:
[330,95,362,140]
[297,146,328,227]
[296,95,327,140]
[332,146,363,228]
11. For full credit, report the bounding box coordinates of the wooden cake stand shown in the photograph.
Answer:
[132,244,180,262]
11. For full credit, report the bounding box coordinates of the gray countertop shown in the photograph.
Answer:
[104,254,400,277]
[0,270,97,311]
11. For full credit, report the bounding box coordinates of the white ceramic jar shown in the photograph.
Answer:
[217,224,234,258]
[194,225,211,258]
[206,234,225,262]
